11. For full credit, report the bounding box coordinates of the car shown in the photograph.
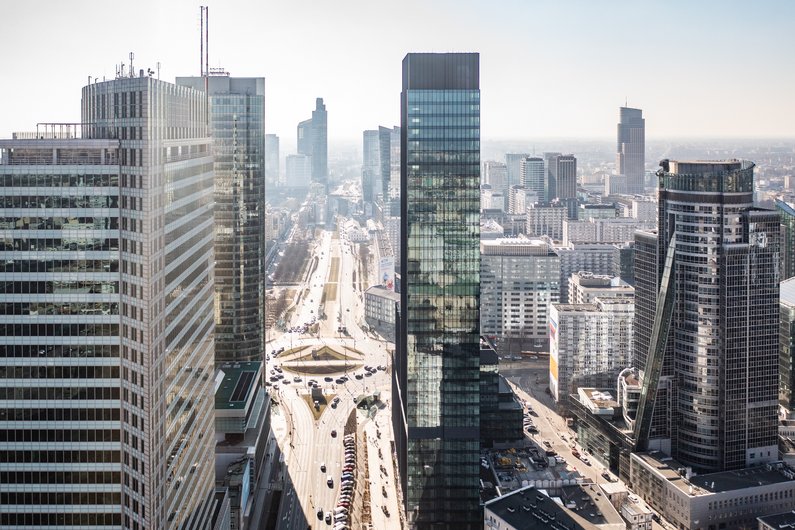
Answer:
[327,475,334,487]
[321,463,326,472]
[543,441,552,447]
[325,376,334,382]
[331,401,338,408]
[354,374,364,380]
[364,371,373,377]
[325,513,332,524]
[317,509,324,520]
[331,430,337,437]
[335,378,345,384]
[377,365,386,371]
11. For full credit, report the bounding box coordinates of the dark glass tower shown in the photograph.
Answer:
[396,52,481,528]
[777,200,795,281]
[634,160,779,472]
[177,76,266,363]
[616,106,645,194]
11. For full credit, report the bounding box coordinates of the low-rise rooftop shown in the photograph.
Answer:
[215,361,262,413]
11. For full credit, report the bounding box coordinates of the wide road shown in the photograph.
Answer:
[269,222,396,530]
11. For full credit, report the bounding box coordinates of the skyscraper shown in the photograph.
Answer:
[265,133,280,187]
[362,129,380,205]
[297,97,328,186]
[396,52,481,528]
[378,125,401,209]
[0,75,215,528]
[520,156,545,200]
[634,159,779,472]
[505,152,530,189]
[549,154,577,201]
[616,106,645,194]
[177,75,266,364]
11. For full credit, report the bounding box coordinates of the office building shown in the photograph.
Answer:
[563,217,654,246]
[781,279,795,420]
[629,453,795,530]
[297,97,328,186]
[633,160,779,473]
[285,154,312,188]
[616,107,645,194]
[548,153,577,210]
[483,160,507,193]
[362,129,380,205]
[543,152,562,202]
[550,298,634,407]
[777,200,795,281]
[520,156,545,199]
[604,173,627,196]
[395,52,481,528]
[264,133,279,187]
[214,361,273,530]
[505,153,530,190]
[478,344,523,448]
[630,199,656,224]
[525,203,567,241]
[480,237,560,352]
[0,75,215,528]
[507,185,536,215]
[568,272,634,305]
[379,125,401,207]
[177,75,265,364]
[555,243,620,303]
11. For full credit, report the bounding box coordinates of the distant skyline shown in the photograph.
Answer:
[1,0,794,153]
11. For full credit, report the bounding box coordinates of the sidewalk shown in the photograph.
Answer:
[362,409,401,529]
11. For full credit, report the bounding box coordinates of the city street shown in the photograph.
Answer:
[268,224,398,529]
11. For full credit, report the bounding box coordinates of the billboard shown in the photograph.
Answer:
[379,256,395,291]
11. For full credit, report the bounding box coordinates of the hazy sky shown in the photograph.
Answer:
[2,0,794,152]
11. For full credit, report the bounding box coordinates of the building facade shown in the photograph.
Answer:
[616,107,645,194]
[0,75,216,528]
[285,154,312,188]
[520,156,545,200]
[555,243,620,303]
[550,298,634,407]
[297,98,328,187]
[480,238,560,352]
[362,129,380,205]
[526,203,567,241]
[264,133,279,187]
[634,160,780,473]
[177,75,266,364]
[397,52,481,528]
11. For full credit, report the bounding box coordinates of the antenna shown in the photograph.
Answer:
[129,52,134,78]
[157,62,161,80]
[200,6,204,76]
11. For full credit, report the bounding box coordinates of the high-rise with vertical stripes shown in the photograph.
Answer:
[0,73,216,528]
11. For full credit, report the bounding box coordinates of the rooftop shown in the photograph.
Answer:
[578,388,619,416]
[215,361,262,412]
[782,277,795,307]
[633,452,795,496]
[758,510,795,528]
[485,485,596,530]
[364,284,400,302]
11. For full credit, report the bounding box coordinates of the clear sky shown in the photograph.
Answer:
[1,0,793,151]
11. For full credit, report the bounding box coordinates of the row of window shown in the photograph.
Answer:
[0,344,118,358]
[0,279,118,294]
[0,385,120,401]
[0,365,120,379]
[0,173,119,188]
[0,513,122,526]
[0,194,118,209]
[0,470,121,485]
[0,237,119,253]
[0,215,119,231]
[0,450,121,463]
[0,323,119,338]
[0,302,118,317]
[0,407,120,421]
[0,429,121,442]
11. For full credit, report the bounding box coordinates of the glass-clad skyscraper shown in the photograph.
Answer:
[396,52,481,528]
[177,76,266,364]
[634,159,779,472]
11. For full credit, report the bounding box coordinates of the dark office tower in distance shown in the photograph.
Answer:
[550,154,578,218]
[265,133,280,187]
[397,52,481,528]
[634,160,779,473]
[298,97,328,186]
[178,75,266,364]
[616,106,645,194]
[543,151,562,202]
[362,129,380,204]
